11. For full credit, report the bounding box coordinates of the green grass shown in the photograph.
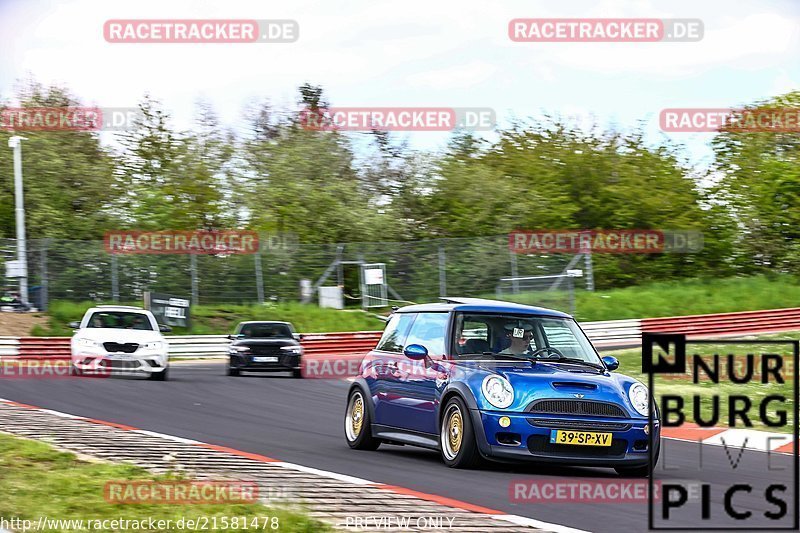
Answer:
[0,432,326,532]
[496,275,800,321]
[32,275,800,336]
[610,330,797,433]
[34,300,387,336]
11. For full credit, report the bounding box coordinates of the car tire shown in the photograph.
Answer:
[439,396,482,469]
[292,368,303,379]
[227,365,241,376]
[615,439,660,478]
[344,389,381,450]
[614,464,650,477]
[149,368,168,381]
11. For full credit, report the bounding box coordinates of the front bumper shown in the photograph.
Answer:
[470,409,659,466]
[229,352,301,372]
[72,352,169,374]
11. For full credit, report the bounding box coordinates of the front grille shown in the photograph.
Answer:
[527,435,628,458]
[248,345,284,356]
[527,418,631,431]
[100,360,139,370]
[528,399,627,418]
[103,342,139,353]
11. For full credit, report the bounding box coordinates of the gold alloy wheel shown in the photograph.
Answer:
[346,392,365,441]
[441,403,464,460]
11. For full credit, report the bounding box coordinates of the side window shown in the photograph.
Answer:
[376,313,415,352]
[540,319,582,357]
[456,319,490,355]
[404,313,449,356]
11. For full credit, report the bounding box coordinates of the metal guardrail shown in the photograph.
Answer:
[0,337,20,357]
[5,308,800,359]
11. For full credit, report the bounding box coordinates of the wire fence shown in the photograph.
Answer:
[0,235,593,312]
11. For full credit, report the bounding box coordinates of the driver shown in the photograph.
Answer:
[499,321,534,355]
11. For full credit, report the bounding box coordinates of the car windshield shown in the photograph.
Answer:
[451,312,602,365]
[86,311,154,331]
[237,323,293,339]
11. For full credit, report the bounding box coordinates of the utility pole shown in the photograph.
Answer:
[9,136,28,306]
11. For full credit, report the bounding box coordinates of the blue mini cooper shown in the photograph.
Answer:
[344,298,658,476]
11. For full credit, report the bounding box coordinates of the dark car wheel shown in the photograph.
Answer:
[149,368,168,381]
[227,364,240,376]
[615,439,660,478]
[440,396,482,468]
[344,389,381,450]
[292,368,303,378]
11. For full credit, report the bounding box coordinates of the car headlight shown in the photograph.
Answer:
[229,346,250,353]
[143,341,164,351]
[628,382,649,417]
[280,346,303,354]
[76,338,98,348]
[481,375,514,409]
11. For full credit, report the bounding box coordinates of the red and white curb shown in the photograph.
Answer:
[661,423,795,455]
[0,398,586,533]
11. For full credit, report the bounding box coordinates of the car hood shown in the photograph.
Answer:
[231,338,298,347]
[72,328,163,343]
[449,360,641,417]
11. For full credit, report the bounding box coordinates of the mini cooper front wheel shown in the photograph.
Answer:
[344,389,380,450]
[439,397,482,468]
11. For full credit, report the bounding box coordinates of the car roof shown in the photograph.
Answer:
[394,297,571,318]
[236,321,293,326]
[87,306,149,313]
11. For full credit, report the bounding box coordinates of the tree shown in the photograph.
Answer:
[0,81,117,239]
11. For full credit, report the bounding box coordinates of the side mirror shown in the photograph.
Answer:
[159,324,172,333]
[226,334,235,340]
[403,344,428,360]
[293,333,303,341]
[602,356,619,371]
[68,321,80,329]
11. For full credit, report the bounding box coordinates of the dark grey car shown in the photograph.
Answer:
[227,321,303,378]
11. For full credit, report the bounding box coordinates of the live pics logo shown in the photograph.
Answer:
[643,333,799,530]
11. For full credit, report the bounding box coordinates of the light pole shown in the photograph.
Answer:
[8,135,28,306]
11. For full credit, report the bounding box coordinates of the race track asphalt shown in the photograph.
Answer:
[0,363,795,532]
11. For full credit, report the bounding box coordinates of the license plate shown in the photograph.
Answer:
[253,356,278,363]
[550,430,612,447]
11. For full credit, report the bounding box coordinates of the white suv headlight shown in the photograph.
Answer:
[76,338,98,348]
[628,382,649,416]
[481,375,514,409]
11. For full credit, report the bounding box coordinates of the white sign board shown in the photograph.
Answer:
[4,260,24,278]
[364,268,385,286]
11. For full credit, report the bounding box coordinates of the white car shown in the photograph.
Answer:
[70,305,171,380]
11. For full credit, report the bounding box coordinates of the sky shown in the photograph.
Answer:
[0,0,798,167]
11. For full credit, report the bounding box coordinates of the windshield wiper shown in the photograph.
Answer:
[544,357,604,370]
[457,352,533,362]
